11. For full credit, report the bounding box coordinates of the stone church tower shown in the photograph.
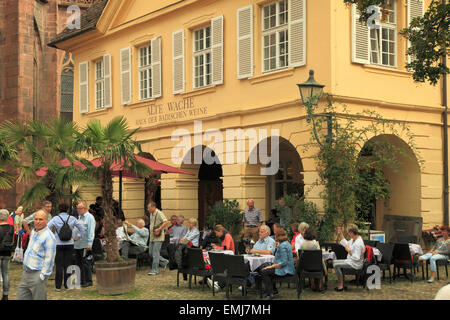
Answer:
[0,0,94,209]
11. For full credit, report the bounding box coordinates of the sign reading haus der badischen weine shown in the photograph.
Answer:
[135,97,208,126]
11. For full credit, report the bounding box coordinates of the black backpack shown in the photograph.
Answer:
[58,215,73,241]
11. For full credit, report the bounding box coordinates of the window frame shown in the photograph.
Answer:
[369,0,397,68]
[94,59,105,110]
[138,45,153,100]
[193,25,212,89]
[261,0,289,73]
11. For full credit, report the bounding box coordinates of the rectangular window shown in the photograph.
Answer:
[193,26,212,88]
[369,0,396,67]
[139,45,152,100]
[95,60,105,109]
[262,0,289,72]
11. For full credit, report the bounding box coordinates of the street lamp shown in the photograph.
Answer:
[297,69,332,146]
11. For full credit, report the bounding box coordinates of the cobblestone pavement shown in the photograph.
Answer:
[4,262,448,300]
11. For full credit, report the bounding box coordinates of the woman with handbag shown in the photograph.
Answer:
[0,209,14,300]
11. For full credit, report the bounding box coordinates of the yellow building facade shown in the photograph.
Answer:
[51,0,448,231]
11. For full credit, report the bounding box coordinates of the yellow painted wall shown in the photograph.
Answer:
[56,0,447,229]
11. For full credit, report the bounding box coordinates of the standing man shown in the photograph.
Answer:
[22,201,53,235]
[243,199,263,242]
[73,201,95,287]
[17,210,56,300]
[47,203,84,291]
[147,201,169,275]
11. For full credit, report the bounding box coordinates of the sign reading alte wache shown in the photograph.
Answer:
[135,97,208,126]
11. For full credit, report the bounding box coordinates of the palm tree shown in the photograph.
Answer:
[75,116,151,262]
[0,132,18,190]
[0,117,91,212]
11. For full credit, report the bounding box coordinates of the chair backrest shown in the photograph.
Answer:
[330,243,348,260]
[397,235,417,244]
[392,243,412,261]
[298,249,323,272]
[223,255,248,277]
[376,242,394,264]
[209,252,227,274]
[364,240,378,247]
[187,247,205,269]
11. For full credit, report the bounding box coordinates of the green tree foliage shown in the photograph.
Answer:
[0,134,18,190]
[304,95,421,241]
[344,0,390,23]
[206,199,243,237]
[400,0,449,85]
[0,118,91,212]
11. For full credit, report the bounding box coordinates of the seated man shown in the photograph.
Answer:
[332,225,365,292]
[419,226,449,283]
[249,225,276,255]
[169,216,187,243]
[120,219,149,259]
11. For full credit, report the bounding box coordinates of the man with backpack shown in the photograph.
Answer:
[47,203,84,291]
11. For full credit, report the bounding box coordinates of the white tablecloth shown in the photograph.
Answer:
[322,251,337,261]
[208,249,234,255]
[243,254,275,272]
[409,243,423,255]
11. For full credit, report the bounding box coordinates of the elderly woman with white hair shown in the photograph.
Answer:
[181,218,200,247]
[0,209,14,300]
[121,219,149,259]
[294,222,309,254]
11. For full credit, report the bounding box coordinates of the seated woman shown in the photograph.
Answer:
[299,228,327,292]
[419,226,449,283]
[211,225,235,253]
[294,222,309,255]
[259,229,295,300]
[332,224,365,292]
[180,218,200,247]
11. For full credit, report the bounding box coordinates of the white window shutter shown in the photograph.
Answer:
[151,37,162,98]
[172,29,185,94]
[211,15,224,85]
[103,53,112,108]
[79,61,89,114]
[237,5,253,79]
[407,0,424,64]
[351,4,370,64]
[120,47,132,105]
[289,0,306,67]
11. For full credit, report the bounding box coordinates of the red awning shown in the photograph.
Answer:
[36,155,192,178]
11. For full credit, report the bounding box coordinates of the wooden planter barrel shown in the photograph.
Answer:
[95,259,136,295]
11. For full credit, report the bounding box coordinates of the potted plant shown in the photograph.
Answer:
[205,199,243,238]
[75,116,151,295]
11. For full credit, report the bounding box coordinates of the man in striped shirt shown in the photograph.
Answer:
[17,210,56,300]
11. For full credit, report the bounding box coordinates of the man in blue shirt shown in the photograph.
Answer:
[250,225,276,255]
[121,219,149,259]
[73,201,96,287]
[47,203,84,291]
[17,210,56,300]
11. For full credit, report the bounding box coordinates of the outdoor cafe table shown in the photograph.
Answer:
[242,254,275,272]
[321,248,383,262]
[202,249,234,267]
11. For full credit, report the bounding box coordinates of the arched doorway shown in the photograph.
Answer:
[181,145,223,229]
[358,134,421,232]
[246,136,304,214]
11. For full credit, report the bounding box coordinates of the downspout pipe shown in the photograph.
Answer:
[443,0,449,227]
